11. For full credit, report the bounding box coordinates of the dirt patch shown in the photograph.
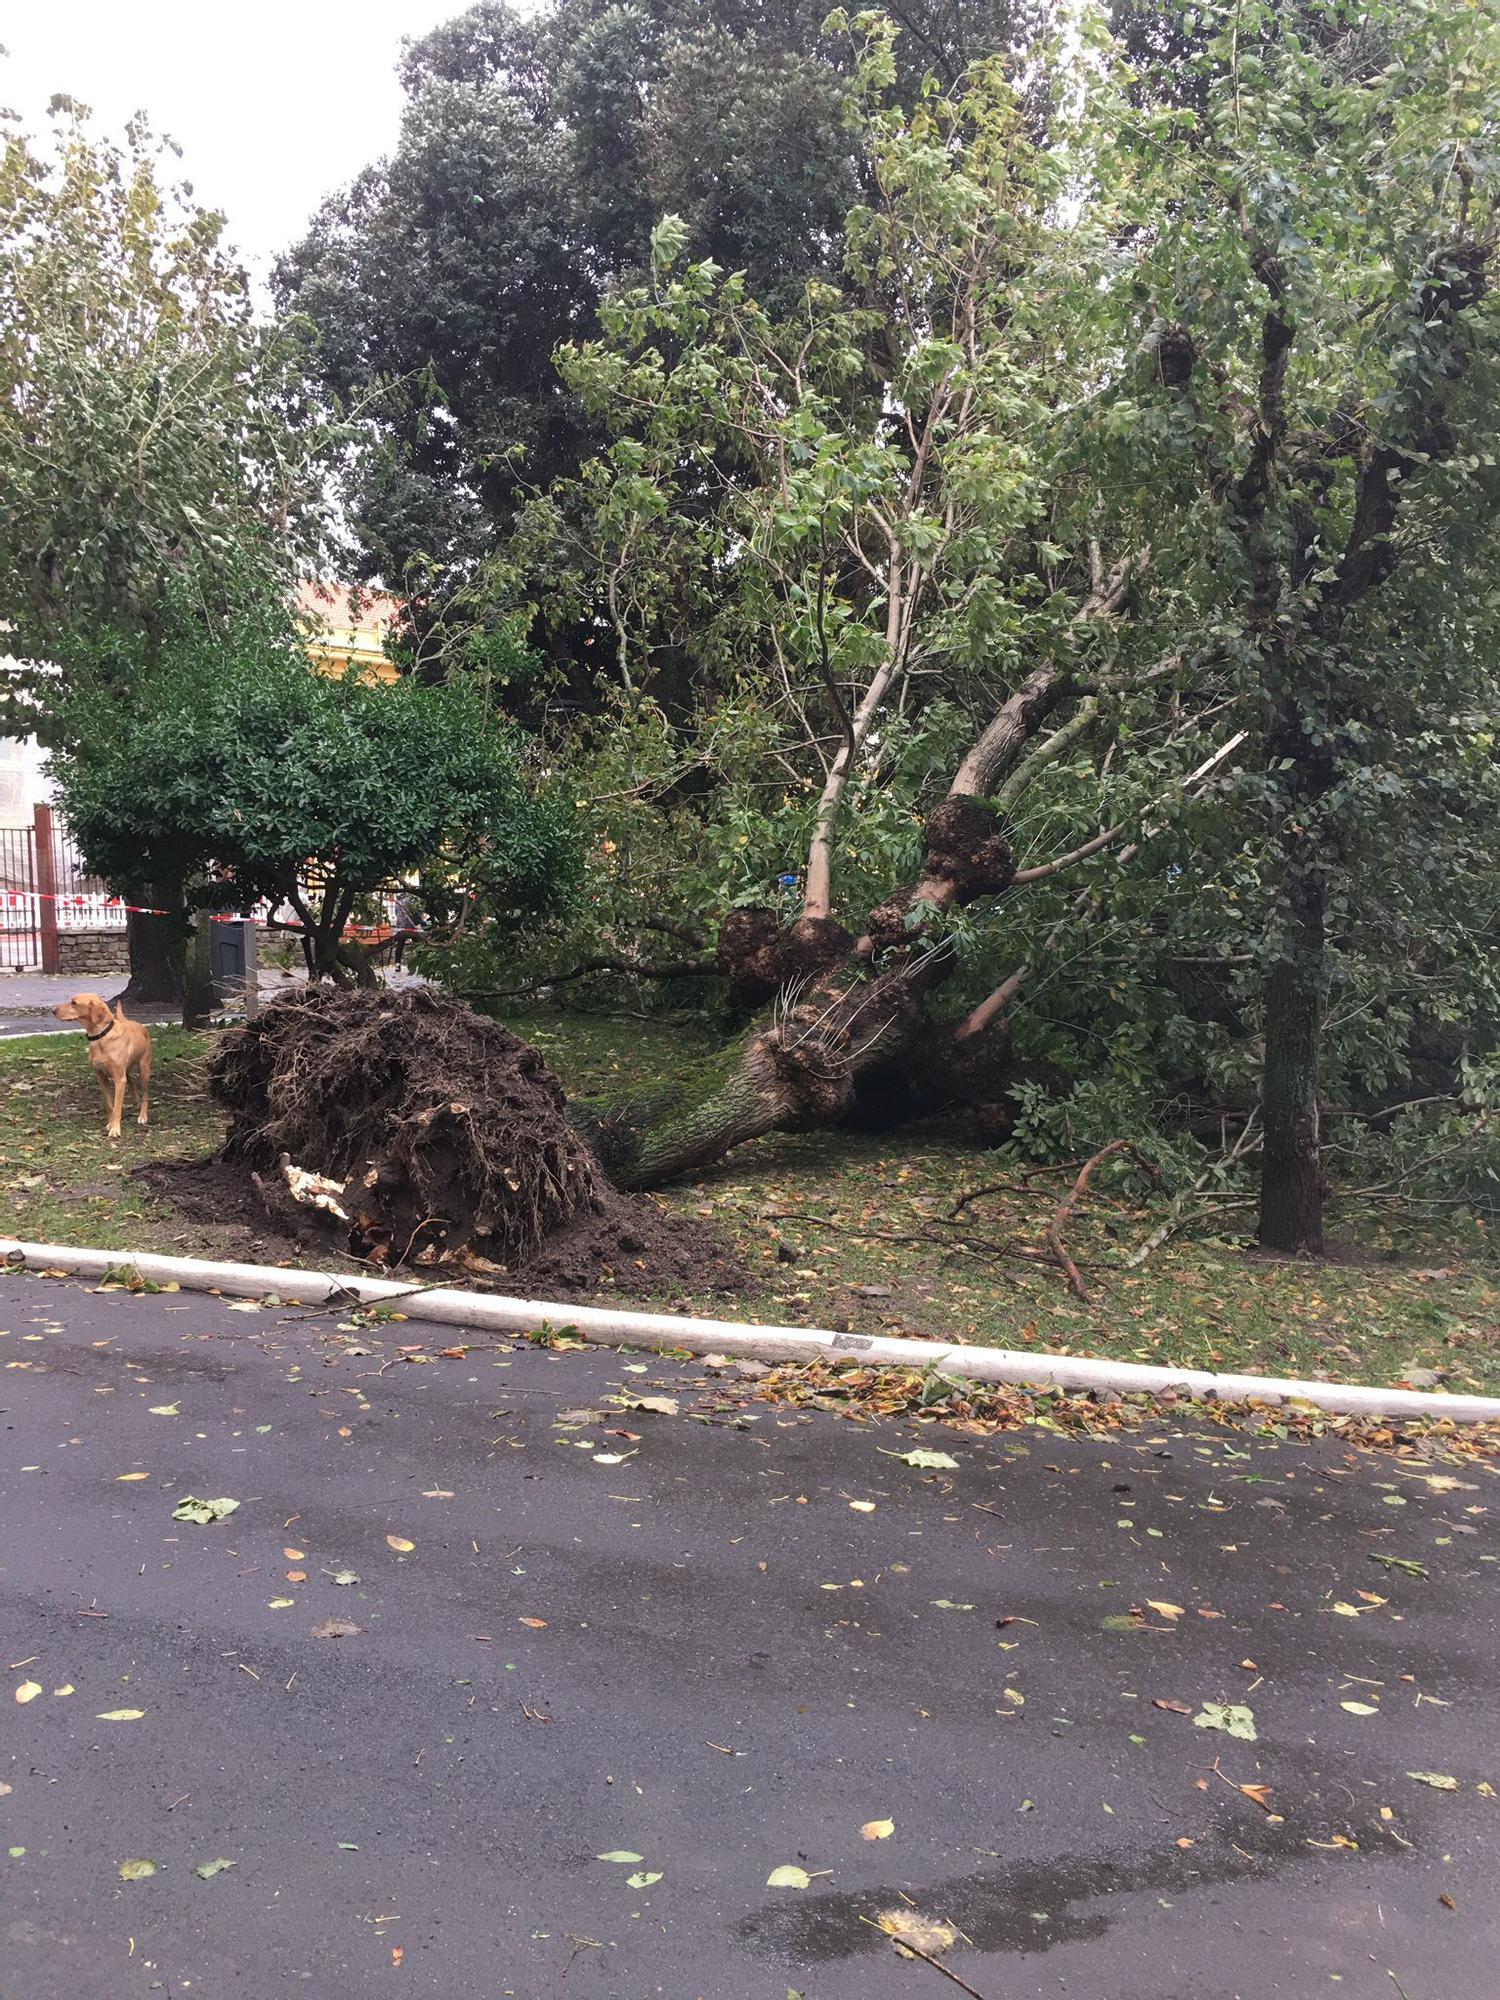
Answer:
[140,985,745,1296]
[137,1153,744,1298]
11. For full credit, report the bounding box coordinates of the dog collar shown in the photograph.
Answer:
[86,1022,115,1042]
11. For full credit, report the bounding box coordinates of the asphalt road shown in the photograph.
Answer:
[1,1274,1497,2000]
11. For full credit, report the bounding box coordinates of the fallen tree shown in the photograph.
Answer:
[499,5,1500,1243]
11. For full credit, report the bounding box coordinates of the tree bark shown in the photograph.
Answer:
[1257,866,1326,1255]
[583,968,930,1190]
[118,897,186,1008]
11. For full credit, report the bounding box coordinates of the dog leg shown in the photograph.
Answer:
[107,1072,126,1140]
[136,1053,151,1128]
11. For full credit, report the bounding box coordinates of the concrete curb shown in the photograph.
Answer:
[4,1236,1499,1426]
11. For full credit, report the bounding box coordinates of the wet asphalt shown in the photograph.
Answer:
[1,1272,1497,2000]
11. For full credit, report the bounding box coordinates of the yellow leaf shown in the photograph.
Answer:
[52,1685,74,1698]
[116,1472,150,1482]
[861,1818,895,1841]
[386,1535,415,1553]
[14,1682,41,1705]
[1146,1600,1184,1622]
[96,1709,144,1721]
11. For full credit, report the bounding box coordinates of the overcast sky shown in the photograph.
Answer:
[1,1,498,284]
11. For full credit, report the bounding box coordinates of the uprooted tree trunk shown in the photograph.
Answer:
[580,794,1034,1191]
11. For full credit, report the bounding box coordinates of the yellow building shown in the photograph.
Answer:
[297,580,401,684]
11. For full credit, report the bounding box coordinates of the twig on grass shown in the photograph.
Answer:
[1047,1141,1158,1301]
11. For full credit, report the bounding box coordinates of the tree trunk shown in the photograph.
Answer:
[118,895,186,1008]
[1257,868,1326,1255]
[583,967,931,1190]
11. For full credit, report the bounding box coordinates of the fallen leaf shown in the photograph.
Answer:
[386,1535,414,1553]
[882,1448,958,1470]
[627,1870,663,1887]
[848,1500,876,1512]
[52,1685,73,1698]
[310,1619,360,1640]
[767,1865,811,1889]
[116,1472,150,1482]
[861,1819,895,1841]
[194,1858,235,1880]
[329,1570,359,1586]
[1238,1783,1275,1811]
[622,1395,679,1416]
[286,1570,306,1583]
[1146,1600,1185,1621]
[422,1489,455,1499]
[283,1547,304,1560]
[1440,1892,1457,1911]
[119,1859,157,1881]
[14,1682,41,1705]
[171,1496,239,1525]
[1193,1703,1257,1742]
[96,1709,144,1721]
[1341,1701,1379,1716]
[1175,1837,1195,1849]
[930,1599,974,1612]
[519,1617,547,1629]
[1407,1771,1459,1790]
[877,1909,956,1957]
[149,1404,180,1416]
[597,1850,644,1865]
[392,1946,404,1967]
[1152,1698,1192,1715]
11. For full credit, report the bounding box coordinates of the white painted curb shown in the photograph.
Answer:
[5,1237,1498,1426]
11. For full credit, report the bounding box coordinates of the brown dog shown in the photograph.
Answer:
[53,993,152,1140]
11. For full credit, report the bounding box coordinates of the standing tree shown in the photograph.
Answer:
[0,96,330,1004]
[1107,0,1500,1250]
[48,579,578,986]
[274,0,1043,602]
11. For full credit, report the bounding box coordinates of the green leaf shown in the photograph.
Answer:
[626,1870,663,1888]
[119,1859,158,1881]
[1407,1771,1459,1790]
[880,1449,958,1470]
[194,1858,235,1880]
[1192,1703,1257,1742]
[766,1865,811,1889]
[171,1496,239,1524]
[596,1850,644,1865]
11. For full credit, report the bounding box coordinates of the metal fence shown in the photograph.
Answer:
[0,807,125,971]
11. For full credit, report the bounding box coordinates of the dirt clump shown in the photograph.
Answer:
[183,985,742,1292]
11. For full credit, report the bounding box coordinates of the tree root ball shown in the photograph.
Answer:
[199,986,743,1294]
[207,986,602,1268]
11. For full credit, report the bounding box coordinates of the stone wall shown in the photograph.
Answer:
[56,928,130,977]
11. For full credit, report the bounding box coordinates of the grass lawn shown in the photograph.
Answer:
[4,1009,1497,1395]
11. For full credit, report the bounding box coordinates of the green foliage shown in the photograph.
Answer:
[0,98,329,707]
[48,578,579,974]
[275,0,1039,592]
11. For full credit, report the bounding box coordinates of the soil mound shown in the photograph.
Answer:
[187,986,744,1293]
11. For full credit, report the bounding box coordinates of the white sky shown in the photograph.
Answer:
[1,1,497,284]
